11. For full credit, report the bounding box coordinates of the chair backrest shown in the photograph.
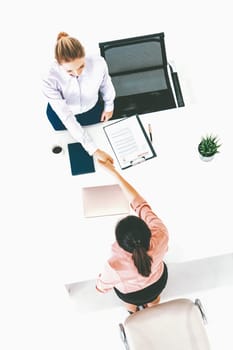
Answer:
[119,298,211,350]
[99,33,184,119]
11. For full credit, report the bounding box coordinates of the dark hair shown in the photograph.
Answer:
[55,32,85,64]
[115,215,152,277]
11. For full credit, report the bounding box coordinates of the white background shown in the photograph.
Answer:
[1,1,233,349]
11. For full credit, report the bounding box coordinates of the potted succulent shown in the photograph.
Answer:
[198,134,221,161]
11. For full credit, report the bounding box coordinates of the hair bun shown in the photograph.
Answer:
[57,32,69,41]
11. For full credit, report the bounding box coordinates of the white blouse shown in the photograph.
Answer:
[42,55,116,154]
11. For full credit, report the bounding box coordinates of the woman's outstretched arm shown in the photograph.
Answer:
[97,160,139,203]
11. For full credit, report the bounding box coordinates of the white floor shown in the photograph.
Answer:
[74,286,233,350]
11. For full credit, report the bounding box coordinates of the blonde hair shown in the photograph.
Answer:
[55,32,85,64]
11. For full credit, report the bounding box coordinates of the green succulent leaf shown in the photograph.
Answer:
[198,134,221,157]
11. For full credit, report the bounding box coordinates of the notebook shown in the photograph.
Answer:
[82,184,130,218]
[67,142,95,176]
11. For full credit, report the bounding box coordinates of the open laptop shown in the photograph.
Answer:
[82,184,130,218]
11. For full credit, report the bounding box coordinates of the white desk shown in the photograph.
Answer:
[46,105,233,285]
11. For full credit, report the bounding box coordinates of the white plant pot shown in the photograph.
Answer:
[199,154,215,162]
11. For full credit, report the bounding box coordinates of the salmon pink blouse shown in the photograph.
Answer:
[96,195,169,294]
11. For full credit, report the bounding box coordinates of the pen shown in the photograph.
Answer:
[148,124,153,143]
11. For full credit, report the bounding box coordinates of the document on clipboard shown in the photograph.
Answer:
[103,115,157,169]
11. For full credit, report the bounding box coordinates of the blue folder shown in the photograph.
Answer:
[67,142,95,176]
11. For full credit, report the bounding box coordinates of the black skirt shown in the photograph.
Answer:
[114,262,168,306]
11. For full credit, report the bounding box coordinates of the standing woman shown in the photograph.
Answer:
[42,32,116,162]
[96,160,169,313]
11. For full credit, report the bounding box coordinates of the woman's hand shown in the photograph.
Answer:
[97,158,117,175]
[93,149,114,163]
[100,110,113,122]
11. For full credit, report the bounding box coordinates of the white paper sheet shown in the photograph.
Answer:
[104,115,156,169]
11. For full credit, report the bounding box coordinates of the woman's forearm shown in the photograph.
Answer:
[112,169,140,203]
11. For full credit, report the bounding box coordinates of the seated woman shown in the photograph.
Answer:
[96,160,169,313]
[42,31,116,163]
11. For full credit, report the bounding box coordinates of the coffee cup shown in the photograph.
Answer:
[52,145,64,154]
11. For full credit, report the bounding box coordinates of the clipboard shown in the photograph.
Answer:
[67,142,95,176]
[103,115,156,169]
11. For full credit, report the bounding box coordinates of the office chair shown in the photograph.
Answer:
[99,32,185,119]
[119,298,211,350]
